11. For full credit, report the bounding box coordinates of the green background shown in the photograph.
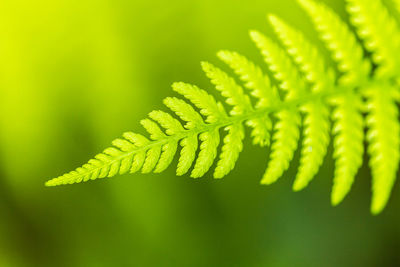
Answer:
[0,0,399,266]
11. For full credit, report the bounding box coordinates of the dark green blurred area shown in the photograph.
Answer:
[0,0,399,266]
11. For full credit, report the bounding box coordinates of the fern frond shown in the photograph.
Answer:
[191,130,220,178]
[346,0,400,77]
[299,0,371,85]
[163,97,203,175]
[296,0,368,203]
[163,97,204,130]
[47,0,400,215]
[217,51,275,147]
[250,30,305,100]
[250,30,306,184]
[268,14,335,92]
[213,53,275,147]
[148,111,183,173]
[217,50,279,107]
[268,14,332,190]
[245,114,272,147]
[365,85,400,214]
[214,123,245,178]
[46,132,146,186]
[261,109,301,185]
[294,102,330,191]
[138,120,163,173]
[176,135,198,176]
[201,61,253,115]
[330,93,364,205]
[172,82,227,124]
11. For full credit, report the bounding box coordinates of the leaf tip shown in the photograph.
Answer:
[267,14,279,25]
[330,194,343,207]
[216,50,230,60]
[45,179,57,187]
[249,30,260,39]
[260,176,277,185]
[370,197,387,215]
[292,181,306,192]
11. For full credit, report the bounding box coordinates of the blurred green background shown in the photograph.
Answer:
[0,0,399,266]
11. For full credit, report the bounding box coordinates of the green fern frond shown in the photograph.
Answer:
[201,60,272,148]
[298,0,367,203]
[47,0,400,215]
[217,50,275,147]
[261,109,301,185]
[295,102,330,191]
[250,30,305,185]
[214,123,245,178]
[217,50,278,108]
[299,0,371,85]
[330,93,364,206]
[250,30,306,100]
[346,0,400,77]
[268,14,335,92]
[268,14,332,191]
[365,84,400,214]
[172,82,227,124]
[201,61,252,115]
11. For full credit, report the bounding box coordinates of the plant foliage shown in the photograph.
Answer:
[46,0,400,215]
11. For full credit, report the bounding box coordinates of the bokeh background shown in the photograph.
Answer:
[0,0,399,266]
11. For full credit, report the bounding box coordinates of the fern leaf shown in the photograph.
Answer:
[365,85,400,214]
[250,30,305,100]
[299,0,371,85]
[163,97,205,130]
[330,93,364,205]
[214,123,245,178]
[167,84,226,178]
[294,101,330,191]
[250,30,305,184]
[216,51,275,146]
[203,59,273,147]
[163,97,203,175]
[146,112,183,173]
[148,110,184,136]
[295,0,368,203]
[201,61,253,115]
[191,130,220,178]
[346,0,400,77]
[110,139,135,175]
[268,14,335,92]
[46,132,150,186]
[140,118,165,141]
[141,146,162,173]
[245,115,272,147]
[217,50,279,107]
[176,136,198,176]
[261,109,301,185]
[123,132,148,173]
[172,82,227,123]
[155,142,178,173]
[269,15,332,190]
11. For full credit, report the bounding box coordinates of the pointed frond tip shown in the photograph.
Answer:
[47,0,400,215]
